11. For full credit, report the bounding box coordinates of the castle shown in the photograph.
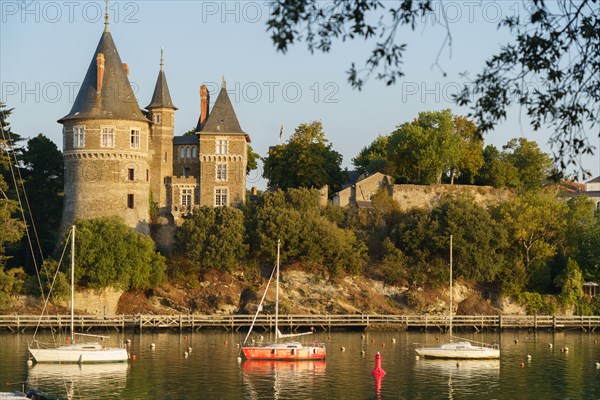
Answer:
[59,11,250,235]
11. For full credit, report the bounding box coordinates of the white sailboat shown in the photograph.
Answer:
[415,235,500,359]
[28,226,128,364]
[241,240,326,360]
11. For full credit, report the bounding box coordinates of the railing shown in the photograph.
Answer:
[1,314,599,332]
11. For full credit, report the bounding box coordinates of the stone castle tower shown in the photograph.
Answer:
[60,10,251,235]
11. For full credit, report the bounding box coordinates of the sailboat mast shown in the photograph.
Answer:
[275,239,280,341]
[449,234,453,338]
[71,225,75,345]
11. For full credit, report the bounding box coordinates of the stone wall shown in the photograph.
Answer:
[392,184,514,210]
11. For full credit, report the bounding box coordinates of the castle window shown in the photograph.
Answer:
[192,146,197,157]
[73,126,85,148]
[186,147,192,158]
[216,163,227,181]
[180,147,186,159]
[183,167,190,178]
[163,152,167,162]
[215,188,228,206]
[181,188,193,206]
[154,114,161,124]
[216,139,228,155]
[100,126,115,148]
[130,128,140,149]
[128,168,134,181]
[127,194,134,209]
[146,169,149,182]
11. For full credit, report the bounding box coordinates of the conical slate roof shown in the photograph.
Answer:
[146,58,176,110]
[58,30,146,122]
[199,83,244,135]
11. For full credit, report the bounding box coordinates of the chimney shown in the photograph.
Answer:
[96,53,105,93]
[200,85,210,129]
[123,63,129,76]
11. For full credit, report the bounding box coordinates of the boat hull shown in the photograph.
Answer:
[242,344,326,360]
[416,342,500,360]
[29,344,128,364]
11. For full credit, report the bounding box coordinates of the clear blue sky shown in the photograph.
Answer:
[1,1,598,188]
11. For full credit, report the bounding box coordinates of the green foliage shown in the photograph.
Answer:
[262,121,346,192]
[379,238,407,285]
[501,138,553,192]
[554,258,584,307]
[0,103,26,268]
[577,214,600,281]
[74,217,166,290]
[352,135,392,177]
[176,206,248,273]
[249,188,367,276]
[497,190,567,275]
[386,110,482,185]
[16,134,64,268]
[246,145,259,175]
[0,267,26,309]
[475,139,553,191]
[517,291,545,314]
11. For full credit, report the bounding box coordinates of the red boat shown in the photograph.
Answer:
[242,341,326,360]
[241,240,327,361]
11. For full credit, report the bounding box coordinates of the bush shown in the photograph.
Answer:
[0,267,26,310]
[517,291,544,314]
[73,217,166,290]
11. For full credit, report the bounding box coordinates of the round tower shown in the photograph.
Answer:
[59,11,151,233]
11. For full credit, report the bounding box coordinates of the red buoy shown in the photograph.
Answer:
[131,354,136,361]
[371,352,387,378]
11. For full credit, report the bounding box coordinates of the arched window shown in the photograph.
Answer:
[180,147,185,158]
[186,147,192,158]
[192,146,197,157]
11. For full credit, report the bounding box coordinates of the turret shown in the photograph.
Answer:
[58,5,151,233]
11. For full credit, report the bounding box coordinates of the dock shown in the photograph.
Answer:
[1,314,599,333]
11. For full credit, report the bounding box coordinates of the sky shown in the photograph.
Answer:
[1,0,599,189]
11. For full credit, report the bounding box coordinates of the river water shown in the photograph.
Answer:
[1,330,599,399]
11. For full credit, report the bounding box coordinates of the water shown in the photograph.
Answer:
[1,331,599,399]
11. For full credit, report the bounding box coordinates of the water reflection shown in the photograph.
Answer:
[414,359,500,400]
[242,361,326,399]
[27,363,129,399]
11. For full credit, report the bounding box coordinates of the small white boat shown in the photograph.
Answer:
[415,340,500,359]
[28,226,128,364]
[415,235,500,360]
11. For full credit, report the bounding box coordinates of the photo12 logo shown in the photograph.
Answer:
[204,81,340,104]
[1,1,139,24]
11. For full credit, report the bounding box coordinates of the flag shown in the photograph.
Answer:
[279,123,284,141]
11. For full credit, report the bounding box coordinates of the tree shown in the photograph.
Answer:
[0,103,26,268]
[474,145,520,188]
[497,191,567,275]
[266,1,598,174]
[430,194,509,283]
[176,206,248,273]
[262,121,345,192]
[19,134,63,267]
[554,258,584,307]
[250,188,367,275]
[74,217,166,290]
[387,110,462,184]
[352,135,392,177]
[502,138,553,192]
[246,145,259,175]
[450,116,484,184]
